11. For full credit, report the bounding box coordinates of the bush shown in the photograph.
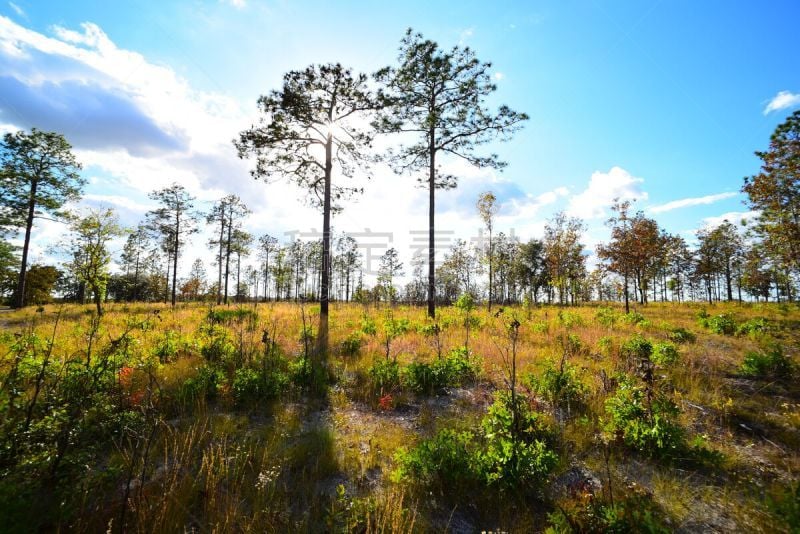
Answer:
[393,429,478,487]
[667,327,696,344]
[402,347,481,395]
[477,391,557,488]
[368,358,400,395]
[153,329,180,362]
[546,491,669,533]
[595,306,621,328]
[231,366,289,405]
[651,342,679,366]
[360,316,377,336]
[394,391,557,492]
[180,365,225,402]
[699,313,737,335]
[207,308,257,324]
[604,376,683,457]
[557,310,584,328]
[623,311,646,325]
[201,326,236,363]
[338,331,363,356]
[597,335,613,356]
[526,360,588,409]
[620,335,653,362]
[736,317,770,338]
[740,345,793,378]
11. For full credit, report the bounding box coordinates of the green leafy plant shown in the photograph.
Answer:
[740,345,793,378]
[667,327,696,344]
[604,376,683,457]
[651,342,679,366]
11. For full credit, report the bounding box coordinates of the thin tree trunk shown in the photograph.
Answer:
[427,125,436,319]
[13,179,38,308]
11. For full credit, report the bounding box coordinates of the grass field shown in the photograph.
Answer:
[0,300,797,532]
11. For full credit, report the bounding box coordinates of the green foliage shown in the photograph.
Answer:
[393,429,478,487]
[207,307,258,324]
[595,306,621,328]
[546,491,669,533]
[620,335,652,362]
[765,481,800,532]
[622,311,646,325]
[402,347,481,394]
[597,335,613,356]
[231,366,289,405]
[736,317,770,338]
[454,293,475,312]
[667,327,696,344]
[740,345,793,378]
[200,326,236,363]
[699,313,737,335]
[531,321,549,334]
[360,316,377,336]
[650,342,679,366]
[154,329,180,362]
[557,310,584,328]
[394,391,557,492]
[527,359,589,409]
[477,391,557,488]
[338,331,363,356]
[604,376,683,457]
[180,365,225,402]
[368,358,400,395]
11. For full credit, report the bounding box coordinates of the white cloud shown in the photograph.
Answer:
[648,191,738,214]
[764,90,800,115]
[701,210,759,230]
[567,166,647,219]
[494,72,505,81]
[221,0,247,8]
[7,2,24,18]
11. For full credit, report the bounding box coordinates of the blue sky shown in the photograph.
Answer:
[2,0,799,278]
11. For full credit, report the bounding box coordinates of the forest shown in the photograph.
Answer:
[0,25,799,534]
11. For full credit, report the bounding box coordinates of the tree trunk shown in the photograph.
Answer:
[171,210,180,307]
[488,227,493,311]
[427,125,436,319]
[13,179,38,308]
[224,208,232,305]
[315,132,333,359]
[217,216,225,305]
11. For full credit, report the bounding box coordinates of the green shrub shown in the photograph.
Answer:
[527,360,589,409]
[604,377,683,457]
[477,391,557,488]
[557,310,584,328]
[740,345,793,378]
[180,365,224,402]
[546,491,669,533]
[360,316,377,336]
[207,308,257,324]
[531,321,549,334]
[597,335,613,356]
[667,327,696,344]
[368,358,400,395]
[736,317,769,338]
[620,335,653,361]
[338,331,363,356]
[393,429,478,486]
[201,326,236,363]
[623,311,646,325]
[651,342,679,366]
[153,329,180,362]
[595,306,621,328]
[402,347,481,394]
[394,391,557,491]
[231,366,289,405]
[700,313,737,335]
